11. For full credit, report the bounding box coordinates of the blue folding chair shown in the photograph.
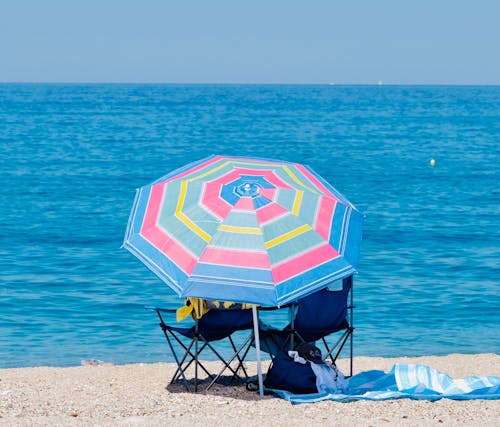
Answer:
[259,276,354,376]
[147,306,254,392]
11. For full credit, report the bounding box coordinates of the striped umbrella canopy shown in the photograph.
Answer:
[123,155,363,307]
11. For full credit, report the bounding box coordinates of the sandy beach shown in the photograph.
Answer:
[1,353,498,426]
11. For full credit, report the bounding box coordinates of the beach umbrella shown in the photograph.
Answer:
[123,155,363,395]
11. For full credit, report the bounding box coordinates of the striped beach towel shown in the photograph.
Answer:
[266,363,500,404]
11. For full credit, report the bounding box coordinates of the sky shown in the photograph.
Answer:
[1,0,499,84]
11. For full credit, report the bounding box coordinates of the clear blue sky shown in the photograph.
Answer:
[1,0,499,84]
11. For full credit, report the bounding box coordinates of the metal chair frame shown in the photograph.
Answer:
[148,307,254,392]
[259,276,355,377]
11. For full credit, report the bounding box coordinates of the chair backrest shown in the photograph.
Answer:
[294,276,352,342]
[197,308,254,341]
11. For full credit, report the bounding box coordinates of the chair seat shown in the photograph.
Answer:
[169,309,254,341]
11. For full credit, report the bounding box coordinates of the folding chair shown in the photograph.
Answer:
[259,275,354,376]
[146,305,254,392]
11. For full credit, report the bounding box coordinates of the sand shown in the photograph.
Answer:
[1,354,499,426]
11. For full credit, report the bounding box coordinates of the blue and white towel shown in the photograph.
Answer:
[266,363,500,404]
[288,350,348,394]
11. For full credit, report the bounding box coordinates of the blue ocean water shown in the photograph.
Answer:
[0,84,499,368]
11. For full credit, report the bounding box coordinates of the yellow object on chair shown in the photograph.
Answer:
[176,298,208,322]
[176,298,255,322]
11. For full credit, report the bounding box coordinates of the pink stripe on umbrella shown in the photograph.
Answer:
[296,164,338,199]
[314,197,337,241]
[141,183,197,274]
[258,187,277,200]
[233,168,294,189]
[199,247,271,268]
[271,243,339,284]
[141,182,165,230]
[256,202,288,225]
[201,181,232,220]
[205,169,241,185]
[234,197,255,210]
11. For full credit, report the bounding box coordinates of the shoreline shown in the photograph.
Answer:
[1,353,499,426]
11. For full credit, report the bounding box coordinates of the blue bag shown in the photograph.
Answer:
[264,351,318,394]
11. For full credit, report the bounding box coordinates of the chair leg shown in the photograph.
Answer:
[322,336,333,364]
[167,331,214,379]
[156,310,193,391]
[228,334,254,385]
[349,327,354,377]
[154,309,259,392]
[163,328,192,392]
[204,339,248,378]
[228,335,249,379]
[205,332,254,391]
[322,327,352,366]
[293,331,306,349]
[162,328,254,391]
[350,276,354,377]
[169,334,196,386]
[237,338,253,370]
[194,336,199,393]
[161,325,215,388]
[171,341,215,384]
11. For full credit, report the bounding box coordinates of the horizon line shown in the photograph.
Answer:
[1,81,500,87]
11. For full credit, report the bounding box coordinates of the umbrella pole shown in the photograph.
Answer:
[252,305,264,397]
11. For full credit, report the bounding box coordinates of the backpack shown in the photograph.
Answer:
[263,351,318,394]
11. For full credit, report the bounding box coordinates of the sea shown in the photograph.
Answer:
[0,84,499,368]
